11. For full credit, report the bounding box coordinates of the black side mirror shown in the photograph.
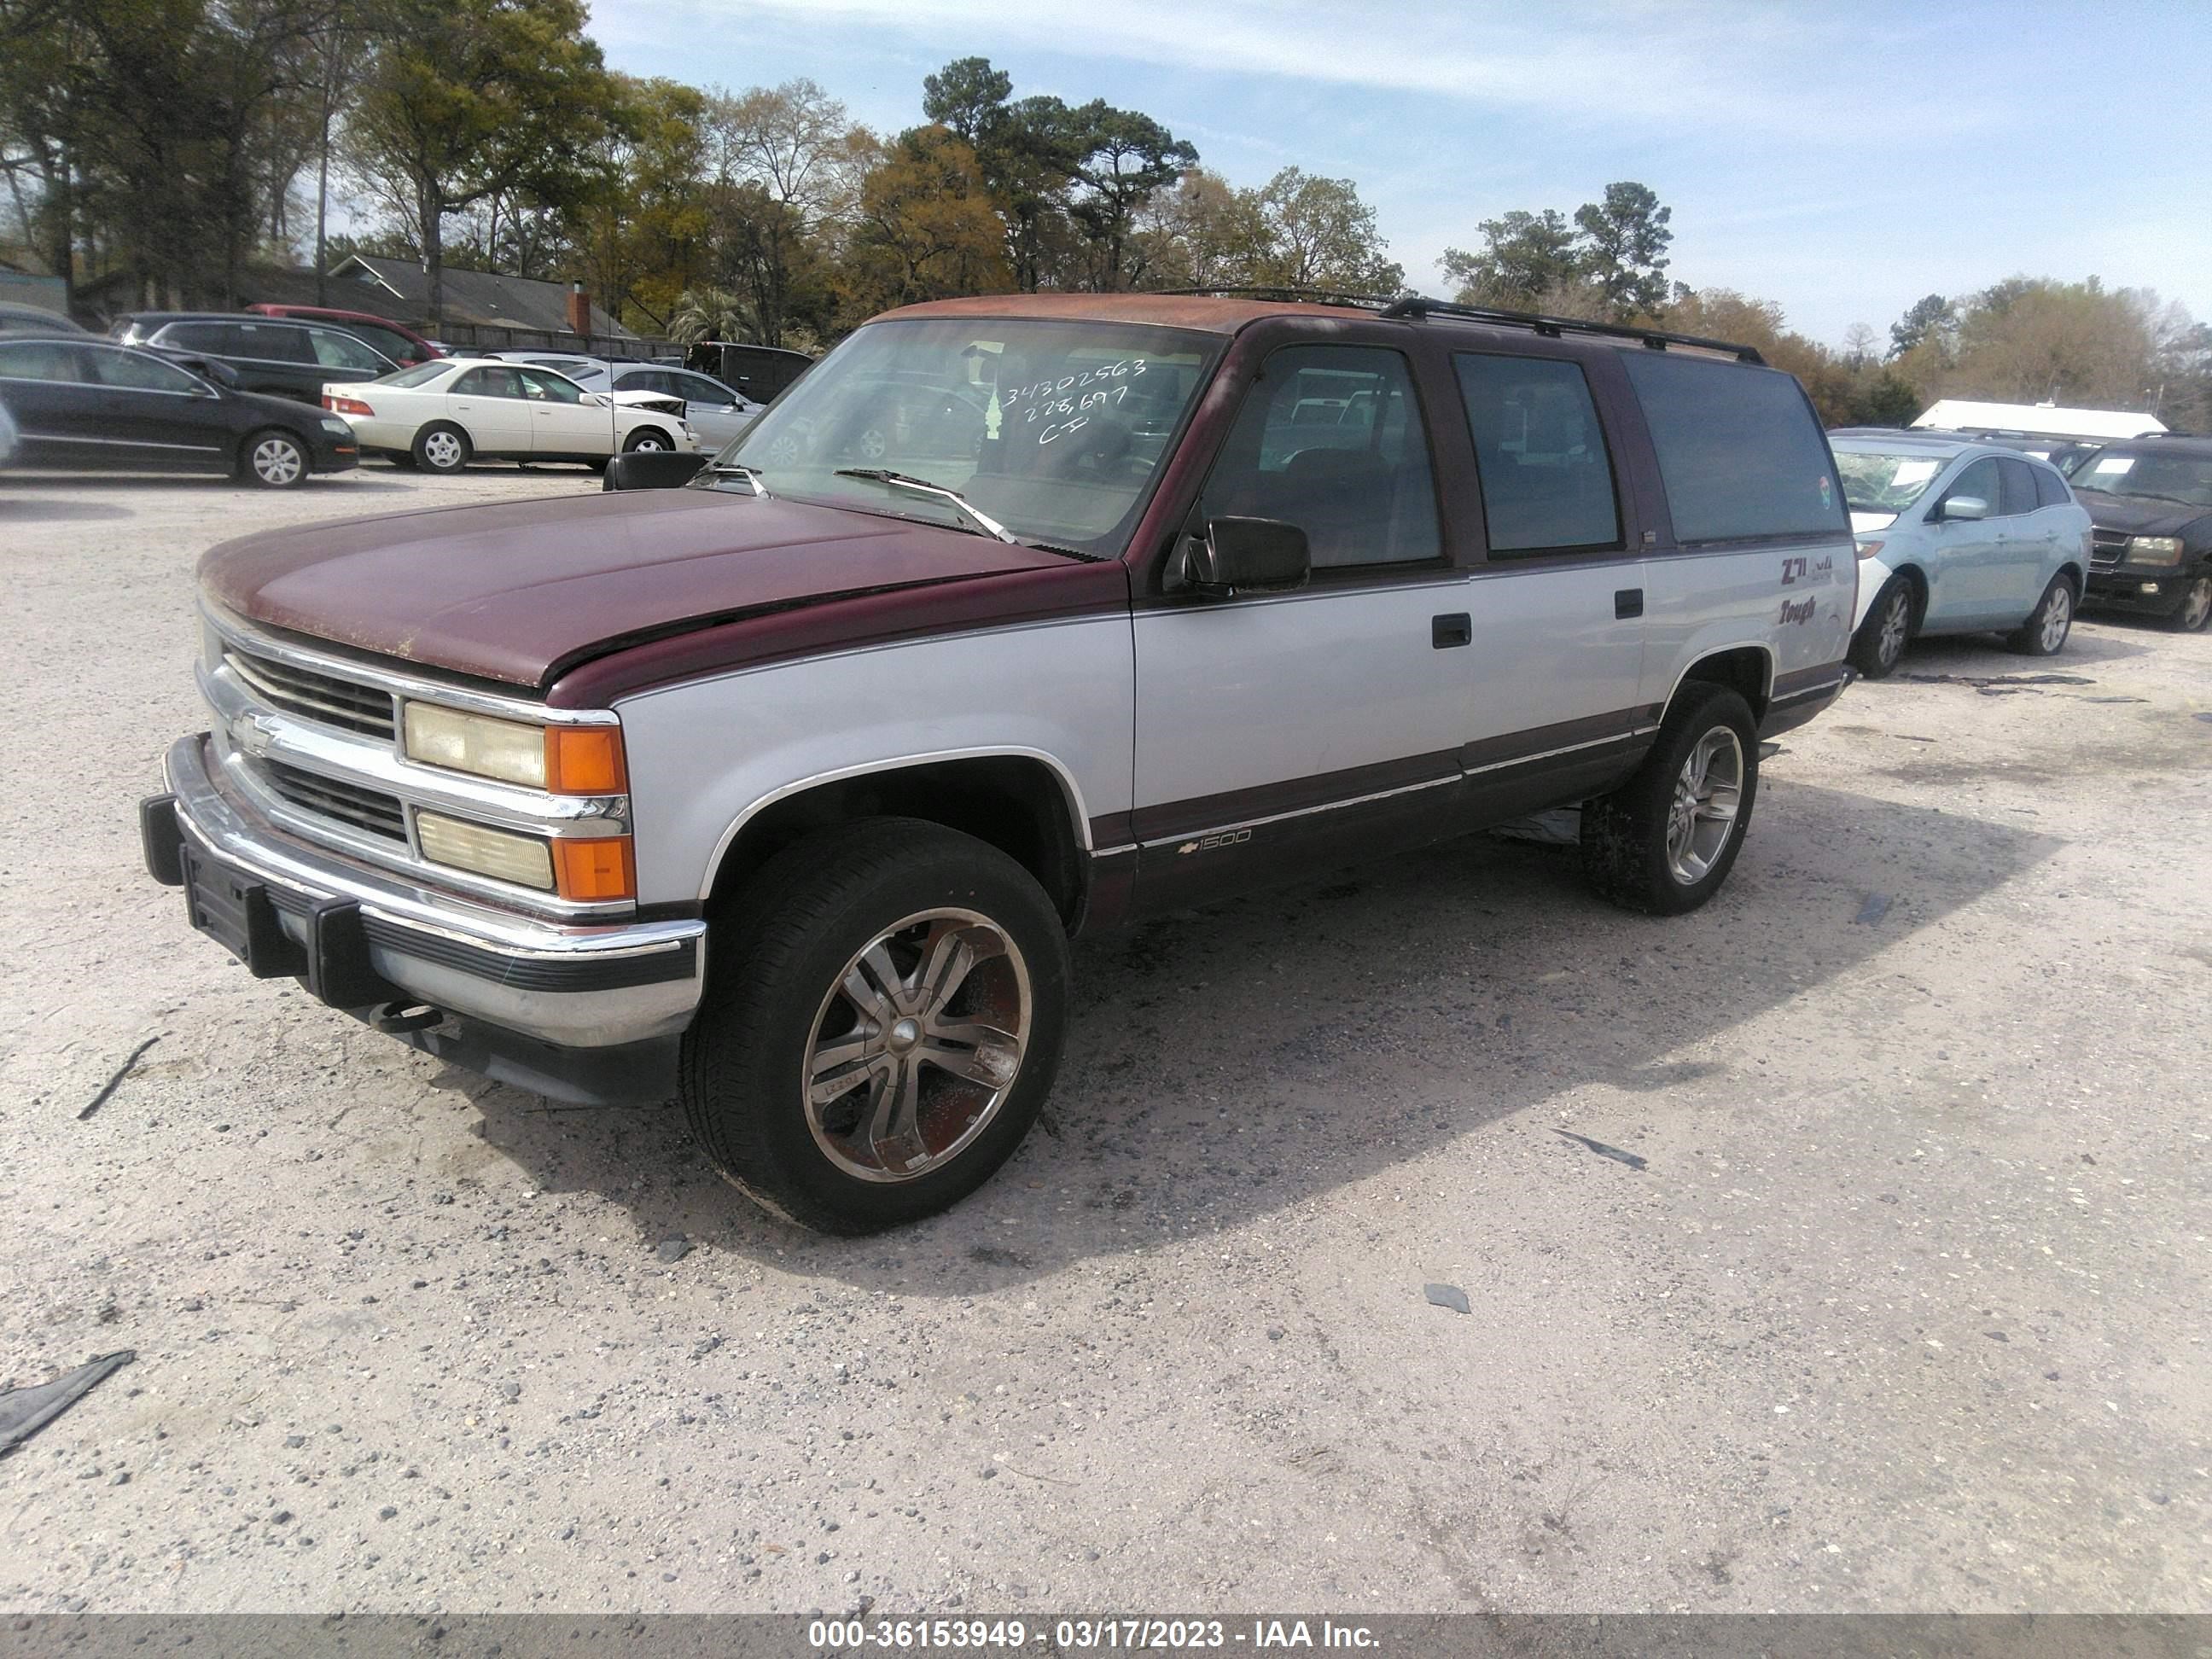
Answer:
[1185,516,1310,598]
[602,450,709,492]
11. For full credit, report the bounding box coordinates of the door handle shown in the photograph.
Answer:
[1615,588,1644,620]
[1432,612,1471,649]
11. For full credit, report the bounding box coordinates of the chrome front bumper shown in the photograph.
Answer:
[155,732,704,1048]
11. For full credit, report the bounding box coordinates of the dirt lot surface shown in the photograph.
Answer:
[3,464,2208,1616]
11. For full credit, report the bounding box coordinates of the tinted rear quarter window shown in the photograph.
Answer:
[2032,464,2070,509]
[1997,457,2040,516]
[1621,352,1847,544]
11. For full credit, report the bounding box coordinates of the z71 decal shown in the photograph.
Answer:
[1780,554,1835,585]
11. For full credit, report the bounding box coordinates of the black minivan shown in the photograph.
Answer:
[111,314,397,404]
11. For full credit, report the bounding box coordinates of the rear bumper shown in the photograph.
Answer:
[147,732,704,1062]
[1761,666,1853,738]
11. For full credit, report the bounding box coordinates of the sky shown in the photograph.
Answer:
[585,0,2212,349]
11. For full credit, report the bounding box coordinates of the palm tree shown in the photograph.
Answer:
[667,288,754,344]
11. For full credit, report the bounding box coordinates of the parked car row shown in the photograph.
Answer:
[1831,423,2212,645]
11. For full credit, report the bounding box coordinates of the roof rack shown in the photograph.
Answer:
[1150,286,1766,364]
[1151,286,1395,311]
[1382,295,1765,364]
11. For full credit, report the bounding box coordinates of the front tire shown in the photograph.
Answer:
[1850,575,1916,678]
[1582,684,1759,916]
[623,428,673,453]
[679,818,1071,1234]
[414,422,470,474]
[239,428,308,489]
[2167,571,2211,633]
[2006,573,2075,655]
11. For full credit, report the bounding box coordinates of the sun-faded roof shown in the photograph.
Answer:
[877,292,1383,335]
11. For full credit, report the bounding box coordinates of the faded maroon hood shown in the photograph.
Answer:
[199,488,1078,687]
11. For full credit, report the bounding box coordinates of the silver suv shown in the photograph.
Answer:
[143,292,1857,1232]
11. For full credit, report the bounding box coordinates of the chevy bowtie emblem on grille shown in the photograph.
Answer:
[230,710,276,758]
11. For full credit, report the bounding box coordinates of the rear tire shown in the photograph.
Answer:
[239,428,308,489]
[1850,575,1916,679]
[1582,684,1759,917]
[679,818,1071,1234]
[414,422,470,474]
[2006,573,2075,655]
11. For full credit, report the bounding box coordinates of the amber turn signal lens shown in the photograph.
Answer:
[551,836,635,902]
[544,726,627,795]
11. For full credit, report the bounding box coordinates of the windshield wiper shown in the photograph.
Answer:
[705,461,771,497]
[835,469,1015,543]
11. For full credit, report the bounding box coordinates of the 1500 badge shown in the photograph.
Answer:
[1177,829,1253,855]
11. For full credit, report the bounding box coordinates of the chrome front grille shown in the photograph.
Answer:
[2090,530,2127,572]
[260,759,408,843]
[224,649,396,739]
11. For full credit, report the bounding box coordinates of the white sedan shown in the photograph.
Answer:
[490,352,764,450]
[323,359,693,474]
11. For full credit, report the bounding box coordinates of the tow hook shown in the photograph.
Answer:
[370,1001,445,1034]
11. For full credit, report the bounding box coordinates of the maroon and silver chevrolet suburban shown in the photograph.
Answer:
[142,292,1854,1231]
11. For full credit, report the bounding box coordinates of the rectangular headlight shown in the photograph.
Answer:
[416,811,555,889]
[2128,535,2184,566]
[404,703,546,788]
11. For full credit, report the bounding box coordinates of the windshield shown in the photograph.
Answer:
[377,360,451,388]
[709,317,1217,554]
[2071,450,2212,509]
[1835,448,1947,514]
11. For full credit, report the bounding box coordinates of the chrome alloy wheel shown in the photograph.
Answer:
[422,428,466,470]
[2039,582,2073,652]
[630,430,670,451]
[1666,726,1744,886]
[251,434,305,486]
[1875,586,1911,669]
[802,909,1031,1183]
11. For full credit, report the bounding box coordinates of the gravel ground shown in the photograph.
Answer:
[2,463,2208,1616]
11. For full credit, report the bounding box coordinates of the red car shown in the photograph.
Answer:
[245,304,441,367]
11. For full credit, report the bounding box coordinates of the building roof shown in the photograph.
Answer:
[332,255,632,337]
[1912,399,2166,441]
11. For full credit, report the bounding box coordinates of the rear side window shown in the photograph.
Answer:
[0,340,92,381]
[1198,344,1441,569]
[1996,457,2040,516]
[91,347,197,393]
[1454,353,1621,554]
[1621,352,1846,544]
[455,366,526,399]
[162,321,240,354]
[230,323,311,363]
[2032,463,2070,509]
